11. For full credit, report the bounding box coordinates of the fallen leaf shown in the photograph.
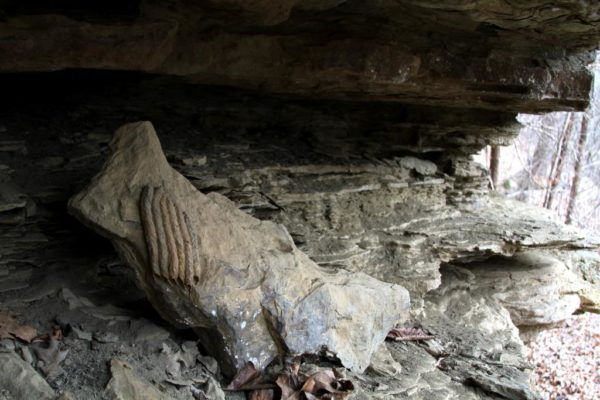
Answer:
[0,310,38,343]
[386,326,434,342]
[10,324,38,342]
[275,363,354,400]
[249,389,274,400]
[301,370,336,393]
[301,370,354,399]
[275,362,306,400]
[227,362,261,390]
[276,374,303,400]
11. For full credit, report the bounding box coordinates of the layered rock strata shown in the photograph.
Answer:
[0,78,598,398]
[1,1,598,111]
[1,0,600,397]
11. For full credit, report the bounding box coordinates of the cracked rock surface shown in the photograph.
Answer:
[69,121,410,375]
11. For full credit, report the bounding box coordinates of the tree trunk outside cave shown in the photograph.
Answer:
[544,113,574,210]
[565,115,589,225]
[525,120,556,205]
[490,146,500,189]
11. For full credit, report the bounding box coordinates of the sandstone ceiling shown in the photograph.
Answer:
[1,0,599,112]
[2,2,600,399]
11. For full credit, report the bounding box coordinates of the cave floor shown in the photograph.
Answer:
[0,258,482,400]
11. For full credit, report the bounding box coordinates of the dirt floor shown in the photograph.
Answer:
[0,258,224,400]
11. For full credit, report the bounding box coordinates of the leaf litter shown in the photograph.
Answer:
[225,360,354,400]
[386,326,434,342]
[0,309,38,342]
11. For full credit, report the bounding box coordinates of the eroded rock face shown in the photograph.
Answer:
[350,255,574,400]
[69,121,410,374]
[419,266,537,400]
[459,253,583,328]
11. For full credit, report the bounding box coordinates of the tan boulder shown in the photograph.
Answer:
[69,121,410,374]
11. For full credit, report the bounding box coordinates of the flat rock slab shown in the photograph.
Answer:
[105,359,169,400]
[0,350,55,400]
[69,121,410,374]
[462,252,583,327]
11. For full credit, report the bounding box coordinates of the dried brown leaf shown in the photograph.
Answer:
[301,370,354,399]
[288,363,303,390]
[276,374,302,399]
[386,327,434,342]
[51,325,63,340]
[10,325,38,343]
[275,363,353,400]
[301,370,336,394]
[227,362,261,390]
[0,310,38,343]
[276,362,308,399]
[290,362,300,375]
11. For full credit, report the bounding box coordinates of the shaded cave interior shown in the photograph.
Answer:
[0,68,597,400]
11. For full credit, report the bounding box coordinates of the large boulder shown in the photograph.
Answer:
[69,121,410,374]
